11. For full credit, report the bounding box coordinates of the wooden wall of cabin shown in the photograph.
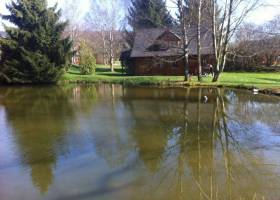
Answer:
[131,55,215,76]
[95,53,106,65]
[189,55,215,75]
[131,57,184,75]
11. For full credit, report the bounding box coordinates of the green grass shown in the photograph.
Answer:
[61,65,280,89]
[197,72,280,89]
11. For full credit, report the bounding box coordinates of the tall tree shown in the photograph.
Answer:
[0,0,72,83]
[210,0,261,82]
[87,0,124,72]
[128,0,174,30]
[196,0,202,81]
[62,0,83,57]
[176,0,191,81]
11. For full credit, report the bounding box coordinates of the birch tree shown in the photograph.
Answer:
[87,0,124,72]
[62,0,84,42]
[176,0,191,81]
[210,0,261,82]
[62,0,84,64]
[196,0,203,81]
[180,0,207,81]
[169,0,209,81]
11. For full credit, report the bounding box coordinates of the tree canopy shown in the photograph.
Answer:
[0,0,73,83]
[128,0,174,30]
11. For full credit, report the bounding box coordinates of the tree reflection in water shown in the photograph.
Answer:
[0,85,99,194]
[0,87,75,193]
[123,87,280,200]
[0,85,279,200]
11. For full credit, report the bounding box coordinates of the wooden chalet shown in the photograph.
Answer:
[127,27,215,76]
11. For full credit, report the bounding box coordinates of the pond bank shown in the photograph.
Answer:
[259,88,280,96]
[61,69,280,96]
[59,79,280,97]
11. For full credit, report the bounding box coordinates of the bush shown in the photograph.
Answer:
[79,41,96,75]
[120,50,133,75]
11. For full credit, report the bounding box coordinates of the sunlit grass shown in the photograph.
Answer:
[61,65,280,89]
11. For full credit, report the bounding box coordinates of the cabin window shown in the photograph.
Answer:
[147,43,168,51]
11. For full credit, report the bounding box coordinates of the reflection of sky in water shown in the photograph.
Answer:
[0,86,280,200]
[0,107,21,169]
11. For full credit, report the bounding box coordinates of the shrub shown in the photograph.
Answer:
[79,41,96,75]
[120,50,133,75]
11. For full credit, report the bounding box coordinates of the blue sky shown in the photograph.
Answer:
[0,0,279,31]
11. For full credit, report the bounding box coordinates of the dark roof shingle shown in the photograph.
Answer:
[131,27,214,58]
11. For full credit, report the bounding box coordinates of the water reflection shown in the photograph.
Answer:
[0,86,98,194]
[120,87,280,199]
[0,87,75,193]
[0,85,279,200]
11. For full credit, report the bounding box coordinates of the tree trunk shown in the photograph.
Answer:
[213,53,227,82]
[109,30,114,72]
[197,0,202,81]
[211,0,218,61]
[212,71,220,82]
[211,0,219,81]
[101,31,108,66]
[183,52,189,81]
[110,59,114,72]
[178,0,189,82]
[212,0,233,82]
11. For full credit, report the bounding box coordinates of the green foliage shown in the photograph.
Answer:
[0,0,73,83]
[128,0,174,29]
[120,50,133,75]
[79,41,96,75]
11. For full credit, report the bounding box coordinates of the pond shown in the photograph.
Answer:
[0,85,280,200]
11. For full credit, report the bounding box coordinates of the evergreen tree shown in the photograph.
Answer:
[0,0,73,83]
[128,0,174,30]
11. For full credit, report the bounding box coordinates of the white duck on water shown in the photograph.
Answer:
[253,88,259,94]
[203,96,208,103]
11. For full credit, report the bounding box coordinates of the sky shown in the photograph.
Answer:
[166,0,280,23]
[0,0,279,31]
[0,0,89,30]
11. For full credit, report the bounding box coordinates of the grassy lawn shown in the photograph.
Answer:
[61,65,280,89]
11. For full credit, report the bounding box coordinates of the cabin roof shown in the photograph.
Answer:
[130,27,214,58]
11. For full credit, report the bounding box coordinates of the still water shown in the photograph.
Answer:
[0,85,280,200]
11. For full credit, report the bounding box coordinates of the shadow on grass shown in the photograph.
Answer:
[67,71,81,75]
[257,78,280,83]
[96,68,123,73]
[97,73,126,77]
[96,67,126,77]
[67,66,125,76]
